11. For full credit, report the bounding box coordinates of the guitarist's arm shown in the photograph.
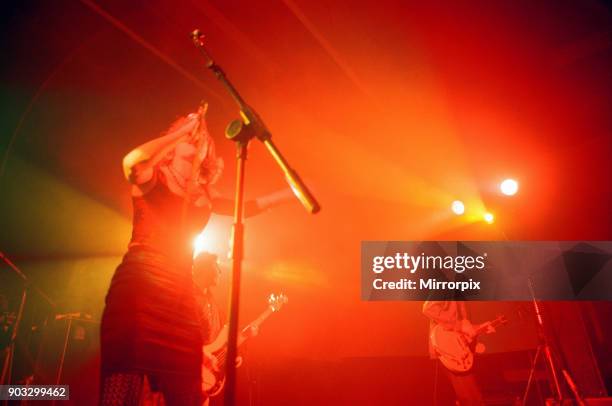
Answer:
[477,321,496,334]
[422,301,477,338]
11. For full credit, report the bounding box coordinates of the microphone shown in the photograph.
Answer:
[191,29,204,45]
[190,29,215,68]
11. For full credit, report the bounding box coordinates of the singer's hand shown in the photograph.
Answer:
[188,102,210,143]
[196,102,208,119]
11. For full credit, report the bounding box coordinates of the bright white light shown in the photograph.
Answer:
[500,178,519,196]
[451,200,465,215]
[483,212,495,224]
[194,231,213,258]
[193,217,231,259]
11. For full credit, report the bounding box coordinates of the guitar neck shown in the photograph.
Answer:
[475,317,505,336]
[237,307,273,347]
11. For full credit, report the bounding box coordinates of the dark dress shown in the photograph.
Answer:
[195,289,222,346]
[100,172,211,380]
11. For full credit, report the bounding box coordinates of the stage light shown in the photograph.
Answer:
[193,218,231,259]
[194,231,214,258]
[483,212,495,224]
[500,178,518,196]
[451,200,465,215]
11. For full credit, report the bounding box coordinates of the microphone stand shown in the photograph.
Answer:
[0,252,55,396]
[190,30,320,406]
[522,277,585,406]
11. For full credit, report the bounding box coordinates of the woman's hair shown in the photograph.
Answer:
[158,114,191,166]
[165,114,192,135]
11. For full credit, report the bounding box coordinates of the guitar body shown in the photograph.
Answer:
[431,315,507,373]
[202,325,229,396]
[430,325,475,372]
[202,366,225,397]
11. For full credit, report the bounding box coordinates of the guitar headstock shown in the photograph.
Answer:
[268,293,288,312]
[493,314,508,326]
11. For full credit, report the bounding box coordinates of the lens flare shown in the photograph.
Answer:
[483,212,495,224]
[500,178,519,196]
[451,200,465,215]
[194,232,212,258]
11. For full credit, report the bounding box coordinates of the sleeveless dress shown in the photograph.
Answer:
[100,171,211,378]
[195,290,222,345]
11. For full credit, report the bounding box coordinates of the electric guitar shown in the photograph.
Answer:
[202,293,288,396]
[431,314,507,372]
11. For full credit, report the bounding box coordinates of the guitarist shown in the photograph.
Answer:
[423,301,495,406]
[193,251,224,404]
[193,251,259,403]
[193,252,223,350]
